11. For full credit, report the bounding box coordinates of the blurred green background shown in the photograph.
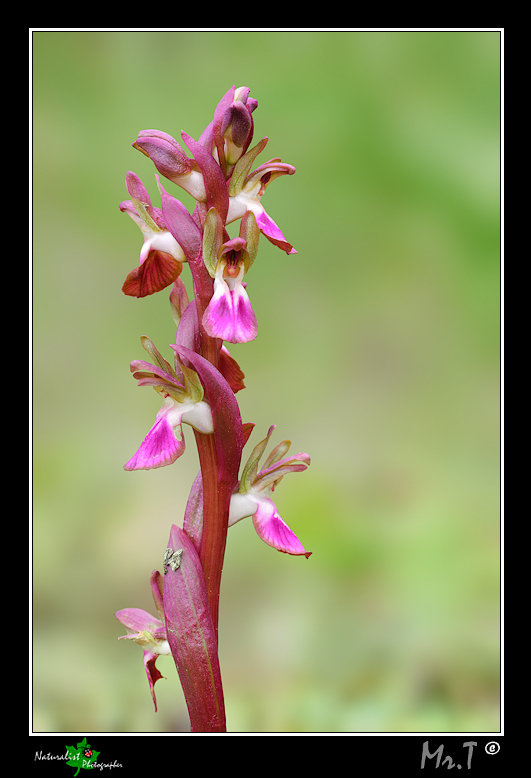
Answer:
[33,30,500,733]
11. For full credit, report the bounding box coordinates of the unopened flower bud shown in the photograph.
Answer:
[224,102,253,165]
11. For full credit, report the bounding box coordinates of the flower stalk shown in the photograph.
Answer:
[115,86,311,732]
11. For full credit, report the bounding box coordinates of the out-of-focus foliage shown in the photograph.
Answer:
[33,30,500,733]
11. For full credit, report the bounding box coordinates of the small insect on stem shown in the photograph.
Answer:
[163,547,184,573]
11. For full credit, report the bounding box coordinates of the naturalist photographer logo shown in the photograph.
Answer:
[34,737,122,773]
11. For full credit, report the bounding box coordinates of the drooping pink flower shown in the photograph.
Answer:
[120,172,186,297]
[226,139,297,255]
[115,571,169,712]
[124,337,213,472]
[228,426,311,558]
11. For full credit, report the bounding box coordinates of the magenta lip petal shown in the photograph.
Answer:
[252,496,311,558]
[202,280,257,344]
[124,412,185,471]
[202,283,234,341]
[234,285,258,342]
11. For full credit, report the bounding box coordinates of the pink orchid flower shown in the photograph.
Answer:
[115,571,169,712]
[133,130,208,202]
[203,261,257,343]
[226,138,297,255]
[202,235,257,344]
[201,210,260,344]
[120,172,186,297]
[124,337,213,472]
[229,425,311,558]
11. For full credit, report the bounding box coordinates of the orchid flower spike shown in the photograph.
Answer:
[226,138,297,255]
[229,426,311,558]
[120,172,186,298]
[115,571,169,712]
[124,337,213,471]
[201,209,260,344]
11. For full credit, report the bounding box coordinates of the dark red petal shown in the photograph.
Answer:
[122,251,182,298]
[218,347,246,393]
[143,651,165,712]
